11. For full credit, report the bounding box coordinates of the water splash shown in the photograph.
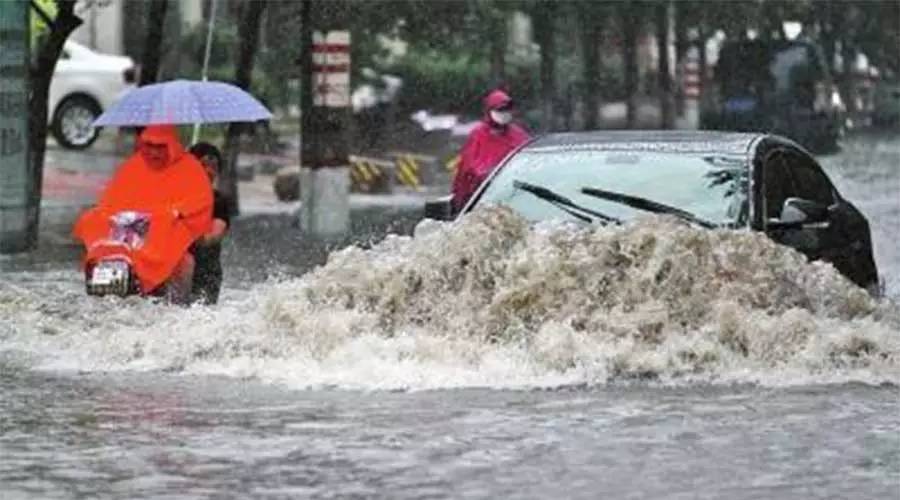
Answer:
[2,206,898,390]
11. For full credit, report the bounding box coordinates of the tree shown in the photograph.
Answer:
[27,0,82,248]
[619,1,642,128]
[532,0,558,132]
[221,0,267,216]
[138,0,169,86]
[578,1,604,130]
[474,0,509,85]
[655,0,674,128]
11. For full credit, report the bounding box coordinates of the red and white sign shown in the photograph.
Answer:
[312,31,350,108]
[682,47,701,99]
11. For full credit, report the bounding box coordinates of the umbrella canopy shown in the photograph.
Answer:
[93,79,273,127]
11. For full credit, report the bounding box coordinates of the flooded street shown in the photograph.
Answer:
[2,370,897,499]
[1,131,899,499]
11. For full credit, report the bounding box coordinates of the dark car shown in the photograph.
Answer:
[702,39,844,153]
[427,131,880,294]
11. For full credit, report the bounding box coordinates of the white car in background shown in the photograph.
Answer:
[49,40,136,149]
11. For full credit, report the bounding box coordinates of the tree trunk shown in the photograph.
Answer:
[819,1,837,74]
[533,1,557,132]
[831,1,858,116]
[655,1,674,128]
[762,0,787,40]
[26,0,82,249]
[489,14,507,87]
[579,2,601,131]
[299,0,313,164]
[697,23,708,92]
[139,0,168,86]
[621,2,640,129]
[222,0,267,216]
[674,0,687,116]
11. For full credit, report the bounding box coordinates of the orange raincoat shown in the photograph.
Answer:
[73,125,213,294]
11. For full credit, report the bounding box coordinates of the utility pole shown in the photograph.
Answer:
[298,0,351,240]
[0,0,31,253]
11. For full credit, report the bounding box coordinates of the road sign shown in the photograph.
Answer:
[312,30,350,108]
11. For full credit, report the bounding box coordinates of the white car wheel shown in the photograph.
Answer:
[52,96,102,149]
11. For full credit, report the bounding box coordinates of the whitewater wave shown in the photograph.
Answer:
[2,206,899,390]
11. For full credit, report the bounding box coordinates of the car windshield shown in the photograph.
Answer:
[474,149,750,227]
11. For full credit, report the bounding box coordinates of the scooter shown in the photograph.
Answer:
[84,211,149,297]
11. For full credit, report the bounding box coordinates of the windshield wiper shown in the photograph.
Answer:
[513,180,621,225]
[580,186,717,229]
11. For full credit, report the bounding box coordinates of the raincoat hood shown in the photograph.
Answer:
[483,89,513,114]
[138,124,185,163]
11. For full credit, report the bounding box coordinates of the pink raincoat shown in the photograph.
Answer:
[451,89,531,212]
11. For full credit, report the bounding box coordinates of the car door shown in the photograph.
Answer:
[763,147,878,289]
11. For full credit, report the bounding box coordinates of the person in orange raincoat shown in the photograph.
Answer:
[73,125,213,303]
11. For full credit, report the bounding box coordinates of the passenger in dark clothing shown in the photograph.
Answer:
[188,143,231,304]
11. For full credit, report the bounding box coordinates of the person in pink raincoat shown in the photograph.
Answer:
[451,89,531,213]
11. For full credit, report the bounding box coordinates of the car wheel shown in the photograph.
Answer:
[51,95,102,149]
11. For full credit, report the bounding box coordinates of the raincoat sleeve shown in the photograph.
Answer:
[451,128,484,212]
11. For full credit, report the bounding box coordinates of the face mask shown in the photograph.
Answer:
[490,110,512,125]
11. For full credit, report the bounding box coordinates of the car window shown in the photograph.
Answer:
[474,149,750,226]
[762,151,797,219]
[782,152,835,205]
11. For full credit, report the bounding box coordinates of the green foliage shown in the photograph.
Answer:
[383,45,491,115]
[30,0,57,47]
[175,19,292,111]
[154,0,900,128]
[177,19,240,75]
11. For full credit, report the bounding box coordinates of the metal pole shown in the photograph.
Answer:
[191,0,219,145]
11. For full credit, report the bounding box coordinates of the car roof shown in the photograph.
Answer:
[523,130,762,156]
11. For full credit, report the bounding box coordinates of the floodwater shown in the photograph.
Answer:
[1,131,899,499]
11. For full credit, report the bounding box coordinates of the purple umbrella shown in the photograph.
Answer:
[93,79,273,127]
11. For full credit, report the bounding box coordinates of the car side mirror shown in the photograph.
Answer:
[769,197,830,229]
[783,197,829,223]
[424,195,454,221]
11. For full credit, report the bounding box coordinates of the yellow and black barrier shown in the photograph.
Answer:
[393,154,421,189]
[348,152,453,193]
[348,155,394,193]
[445,154,461,176]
